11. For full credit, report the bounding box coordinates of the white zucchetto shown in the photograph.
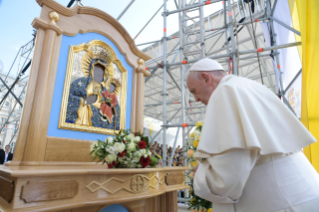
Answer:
[189,58,224,72]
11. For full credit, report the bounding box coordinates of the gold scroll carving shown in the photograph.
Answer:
[86,174,163,194]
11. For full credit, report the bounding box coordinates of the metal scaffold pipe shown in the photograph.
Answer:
[227,0,238,75]
[165,0,224,16]
[117,0,136,21]
[178,0,186,169]
[134,2,165,40]
[162,0,168,167]
[238,42,301,55]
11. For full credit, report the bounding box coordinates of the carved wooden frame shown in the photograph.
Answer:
[11,0,150,165]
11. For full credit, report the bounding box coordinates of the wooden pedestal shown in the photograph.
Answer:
[0,1,189,211]
[0,165,188,212]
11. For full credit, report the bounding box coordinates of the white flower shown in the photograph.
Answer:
[127,142,136,152]
[105,153,117,163]
[106,137,114,144]
[188,138,194,146]
[137,151,142,158]
[132,157,141,163]
[90,142,98,152]
[106,146,115,154]
[126,133,135,141]
[133,136,141,143]
[139,149,146,155]
[148,151,152,156]
[144,154,148,158]
[114,142,126,153]
[193,130,201,141]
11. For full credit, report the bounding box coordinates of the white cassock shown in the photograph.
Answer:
[194,75,319,212]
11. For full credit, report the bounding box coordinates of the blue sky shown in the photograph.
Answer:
[0,0,222,76]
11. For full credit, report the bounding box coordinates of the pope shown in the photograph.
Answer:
[187,58,319,212]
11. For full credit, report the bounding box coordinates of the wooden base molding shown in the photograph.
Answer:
[0,166,188,212]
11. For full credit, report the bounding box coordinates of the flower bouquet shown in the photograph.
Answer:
[90,129,158,168]
[186,121,213,212]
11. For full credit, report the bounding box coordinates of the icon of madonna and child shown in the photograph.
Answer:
[59,42,127,134]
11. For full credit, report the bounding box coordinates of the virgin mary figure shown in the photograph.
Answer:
[65,48,121,130]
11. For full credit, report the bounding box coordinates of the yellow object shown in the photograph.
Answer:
[190,132,194,138]
[288,0,302,60]
[195,121,203,127]
[48,11,60,24]
[189,171,194,179]
[191,160,198,167]
[207,209,213,212]
[187,149,195,157]
[75,98,93,126]
[193,140,199,148]
[190,198,196,204]
[296,0,319,172]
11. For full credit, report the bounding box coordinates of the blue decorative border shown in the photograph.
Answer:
[47,33,133,140]
[100,204,129,212]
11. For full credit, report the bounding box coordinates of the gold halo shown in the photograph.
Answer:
[81,51,93,77]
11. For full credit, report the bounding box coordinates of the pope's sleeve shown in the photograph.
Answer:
[194,148,258,203]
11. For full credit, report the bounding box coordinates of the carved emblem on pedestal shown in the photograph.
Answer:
[20,180,79,203]
[0,176,14,203]
[165,173,184,185]
[86,174,163,194]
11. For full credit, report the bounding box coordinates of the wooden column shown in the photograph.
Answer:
[135,59,149,132]
[166,191,178,212]
[22,12,59,162]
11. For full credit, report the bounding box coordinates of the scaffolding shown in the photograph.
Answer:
[139,0,301,171]
[0,36,34,149]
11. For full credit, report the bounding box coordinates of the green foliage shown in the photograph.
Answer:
[185,122,212,211]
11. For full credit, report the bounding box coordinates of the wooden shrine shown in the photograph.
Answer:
[0,0,188,211]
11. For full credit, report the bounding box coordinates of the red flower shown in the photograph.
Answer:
[140,156,150,168]
[112,161,117,166]
[123,140,126,144]
[119,151,127,158]
[134,132,139,136]
[138,140,147,149]
[107,163,113,168]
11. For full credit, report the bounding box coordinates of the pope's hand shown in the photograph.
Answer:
[194,165,199,175]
